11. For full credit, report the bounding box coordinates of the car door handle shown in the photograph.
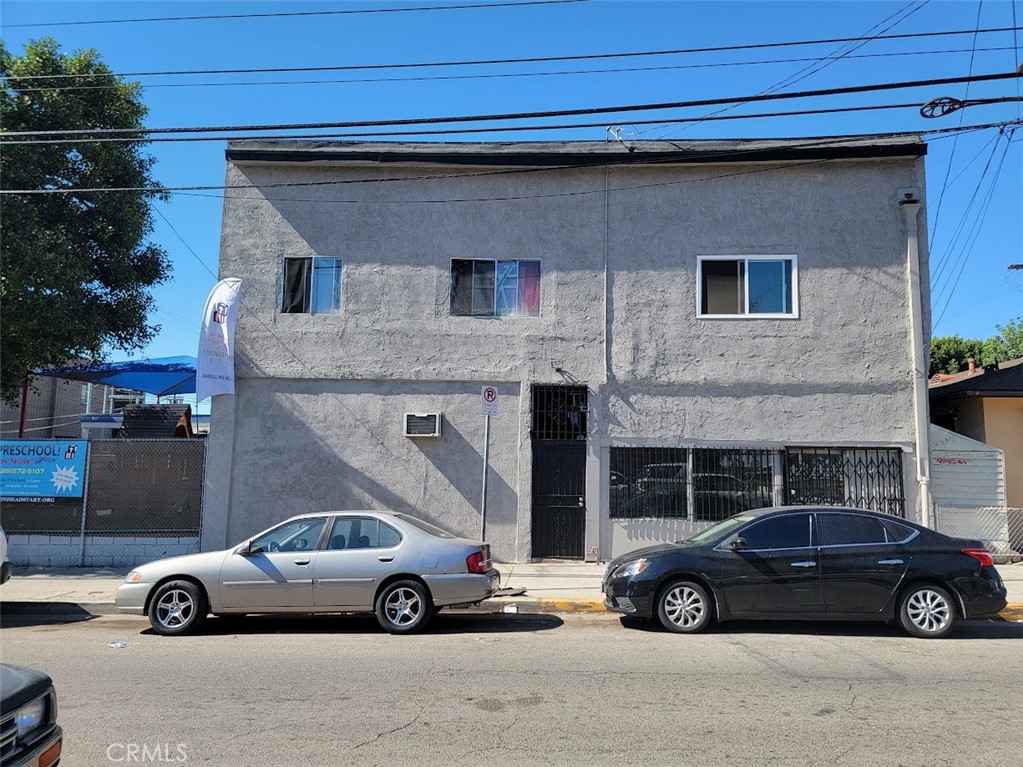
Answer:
[877,558,904,565]
[377,555,394,563]
[790,561,817,568]
[293,559,310,566]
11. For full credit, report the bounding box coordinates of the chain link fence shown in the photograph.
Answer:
[84,439,204,535]
[934,506,1022,563]
[1,439,206,566]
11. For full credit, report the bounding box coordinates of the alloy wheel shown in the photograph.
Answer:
[663,585,705,629]
[384,587,422,627]
[906,589,951,634]
[155,589,194,629]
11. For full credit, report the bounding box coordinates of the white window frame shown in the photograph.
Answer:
[280,255,344,316]
[696,254,800,320]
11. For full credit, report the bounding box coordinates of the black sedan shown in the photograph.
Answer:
[602,506,1007,638]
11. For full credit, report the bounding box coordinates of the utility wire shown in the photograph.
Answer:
[168,124,1010,207]
[2,121,1014,197]
[642,0,929,140]
[3,0,587,28]
[5,100,997,147]
[3,71,1019,140]
[6,26,1021,81]
[929,0,986,251]
[9,47,1017,95]
[933,128,1013,329]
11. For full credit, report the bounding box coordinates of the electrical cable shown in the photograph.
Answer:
[3,0,587,28]
[6,26,1021,81]
[929,0,986,251]
[0,124,988,196]
[9,46,1015,94]
[3,71,1019,141]
[640,0,930,140]
[6,100,998,147]
[932,128,1013,329]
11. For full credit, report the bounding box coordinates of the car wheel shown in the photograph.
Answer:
[656,580,712,634]
[376,580,432,634]
[897,584,957,639]
[147,580,207,636]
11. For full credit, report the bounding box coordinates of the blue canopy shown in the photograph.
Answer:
[34,355,197,397]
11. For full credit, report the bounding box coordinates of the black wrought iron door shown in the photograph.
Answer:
[532,441,586,558]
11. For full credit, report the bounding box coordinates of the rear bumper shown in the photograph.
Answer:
[424,569,501,607]
[953,572,1008,619]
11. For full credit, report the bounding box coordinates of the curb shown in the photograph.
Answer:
[3,600,1021,621]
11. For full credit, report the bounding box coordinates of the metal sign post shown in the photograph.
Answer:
[480,386,499,541]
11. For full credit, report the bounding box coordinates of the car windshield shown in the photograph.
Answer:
[394,513,456,539]
[684,513,758,544]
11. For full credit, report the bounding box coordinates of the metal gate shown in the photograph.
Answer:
[531,440,586,558]
[531,384,588,558]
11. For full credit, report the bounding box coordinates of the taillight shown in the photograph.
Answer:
[466,550,488,574]
[962,548,994,567]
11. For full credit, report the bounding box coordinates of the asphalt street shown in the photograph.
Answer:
[1,611,1020,767]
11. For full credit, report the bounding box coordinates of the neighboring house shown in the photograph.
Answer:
[930,358,1023,506]
[205,137,932,562]
[0,375,108,439]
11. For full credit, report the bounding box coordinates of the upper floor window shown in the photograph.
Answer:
[282,257,342,314]
[698,255,798,318]
[451,259,540,317]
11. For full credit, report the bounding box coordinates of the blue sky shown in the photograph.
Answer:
[4,0,1021,379]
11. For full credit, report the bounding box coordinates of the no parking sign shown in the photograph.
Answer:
[481,385,499,415]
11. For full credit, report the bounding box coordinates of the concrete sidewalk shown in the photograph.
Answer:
[2,561,1021,620]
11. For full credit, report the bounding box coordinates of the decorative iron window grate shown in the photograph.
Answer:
[531,386,588,440]
[783,447,905,517]
[609,446,777,521]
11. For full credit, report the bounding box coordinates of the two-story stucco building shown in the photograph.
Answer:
[202,137,932,563]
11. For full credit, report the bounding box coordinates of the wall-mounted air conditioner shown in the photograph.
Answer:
[403,413,442,438]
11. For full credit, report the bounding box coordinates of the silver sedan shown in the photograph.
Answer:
[116,510,500,635]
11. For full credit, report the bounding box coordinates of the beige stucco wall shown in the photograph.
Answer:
[983,398,1023,506]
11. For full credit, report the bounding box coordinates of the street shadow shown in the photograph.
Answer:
[137,611,564,637]
[0,606,100,629]
[620,616,1023,640]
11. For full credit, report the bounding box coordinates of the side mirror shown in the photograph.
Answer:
[727,537,748,552]
[238,541,256,555]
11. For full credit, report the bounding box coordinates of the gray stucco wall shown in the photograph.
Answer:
[206,151,928,561]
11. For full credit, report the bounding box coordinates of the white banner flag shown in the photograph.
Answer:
[196,278,242,403]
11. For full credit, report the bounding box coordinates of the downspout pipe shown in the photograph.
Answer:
[900,191,932,528]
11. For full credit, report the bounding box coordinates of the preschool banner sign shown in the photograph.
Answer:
[0,440,88,501]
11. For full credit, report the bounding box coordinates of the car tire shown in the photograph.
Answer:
[147,580,208,636]
[656,579,712,634]
[375,580,433,634]
[897,583,958,639]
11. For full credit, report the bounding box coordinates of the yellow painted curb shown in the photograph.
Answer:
[997,603,1023,622]
[537,598,607,614]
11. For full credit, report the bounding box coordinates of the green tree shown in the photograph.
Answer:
[929,335,984,377]
[0,38,169,403]
[981,319,1023,367]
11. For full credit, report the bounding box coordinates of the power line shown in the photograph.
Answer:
[1,121,1011,199]
[6,26,1021,81]
[11,46,1016,95]
[929,0,986,251]
[169,124,1010,207]
[933,128,1013,329]
[639,0,929,140]
[3,0,587,28]
[4,71,1019,141]
[1,100,985,147]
